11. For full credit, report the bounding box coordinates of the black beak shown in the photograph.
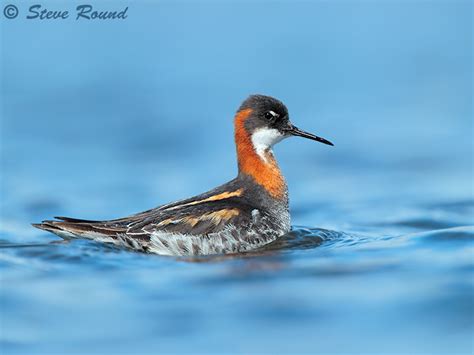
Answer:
[285,125,334,146]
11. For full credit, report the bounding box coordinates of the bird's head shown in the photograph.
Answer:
[235,94,333,154]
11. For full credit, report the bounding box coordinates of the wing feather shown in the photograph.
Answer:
[35,181,255,243]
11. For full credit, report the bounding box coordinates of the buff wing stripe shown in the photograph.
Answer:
[162,189,244,211]
[156,208,240,228]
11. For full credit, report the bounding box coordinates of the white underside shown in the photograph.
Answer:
[58,226,286,256]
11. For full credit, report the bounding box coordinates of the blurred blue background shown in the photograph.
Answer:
[1,1,473,354]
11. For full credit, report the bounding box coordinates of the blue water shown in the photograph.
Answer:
[1,1,473,353]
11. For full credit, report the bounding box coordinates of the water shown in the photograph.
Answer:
[1,0,473,353]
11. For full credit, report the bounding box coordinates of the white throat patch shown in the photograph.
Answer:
[251,128,285,162]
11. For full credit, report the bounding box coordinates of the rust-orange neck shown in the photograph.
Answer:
[234,109,286,199]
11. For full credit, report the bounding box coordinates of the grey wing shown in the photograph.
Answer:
[125,199,255,237]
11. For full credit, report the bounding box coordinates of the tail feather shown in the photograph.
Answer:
[32,222,63,232]
[32,219,119,240]
[54,216,101,223]
[32,220,81,239]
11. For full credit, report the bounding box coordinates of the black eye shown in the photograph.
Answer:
[264,112,274,120]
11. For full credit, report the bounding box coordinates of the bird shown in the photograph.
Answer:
[33,94,333,256]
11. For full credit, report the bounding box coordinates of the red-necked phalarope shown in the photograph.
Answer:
[33,95,333,256]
